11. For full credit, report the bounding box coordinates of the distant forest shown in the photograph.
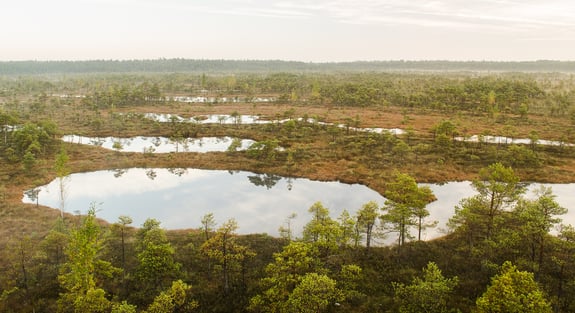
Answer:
[1,59,575,75]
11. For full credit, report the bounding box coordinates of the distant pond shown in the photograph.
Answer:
[143,113,405,135]
[22,169,575,242]
[454,135,573,147]
[62,135,255,153]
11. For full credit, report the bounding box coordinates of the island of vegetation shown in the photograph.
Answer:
[1,59,575,312]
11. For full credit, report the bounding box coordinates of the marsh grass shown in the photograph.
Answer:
[1,97,575,244]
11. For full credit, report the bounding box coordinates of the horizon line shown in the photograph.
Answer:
[1,58,575,63]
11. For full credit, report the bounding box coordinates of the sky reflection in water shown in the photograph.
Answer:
[144,113,406,135]
[22,169,575,242]
[62,135,254,153]
[23,169,386,237]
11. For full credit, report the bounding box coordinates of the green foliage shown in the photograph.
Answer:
[337,210,357,248]
[433,119,458,138]
[249,239,364,313]
[302,202,343,255]
[70,288,110,313]
[505,144,540,168]
[200,213,216,241]
[322,82,381,107]
[519,103,529,118]
[144,280,198,313]
[393,262,458,313]
[22,151,37,174]
[81,82,163,109]
[356,201,380,249]
[285,273,343,313]
[0,287,19,311]
[382,172,436,248]
[247,139,280,161]
[111,301,137,313]
[283,119,297,136]
[449,163,525,242]
[226,137,243,152]
[104,215,134,292]
[476,261,552,313]
[248,242,321,312]
[54,147,70,178]
[6,121,58,162]
[134,219,181,304]
[514,186,567,272]
[518,186,567,235]
[201,219,255,294]
[112,141,123,152]
[57,206,117,313]
[391,139,412,162]
[474,163,524,205]
[337,264,365,303]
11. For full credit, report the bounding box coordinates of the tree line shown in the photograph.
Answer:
[2,59,575,75]
[4,71,573,119]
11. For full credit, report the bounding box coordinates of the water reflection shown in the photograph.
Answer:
[22,168,386,237]
[112,168,129,178]
[62,135,255,153]
[454,135,574,147]
[143,113,405,135]
[21,169,575,242]
[168,96,275,103]
[247,173,283,190]
[423,182,575,238]
[144,113,266,125]
[145,169,157,180]
[135,113,573,145]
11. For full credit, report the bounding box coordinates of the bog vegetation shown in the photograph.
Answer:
[1,60,575,312]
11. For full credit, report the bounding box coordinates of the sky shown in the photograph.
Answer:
[1,0,574,62]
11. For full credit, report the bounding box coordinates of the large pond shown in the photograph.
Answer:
[22,168,386,237]
[62,135,255,153]
[22,169,575,242]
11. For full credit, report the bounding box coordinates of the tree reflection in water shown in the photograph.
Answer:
[247,173,282,190]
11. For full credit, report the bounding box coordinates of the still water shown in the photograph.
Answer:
[23,168,386,237]
[22,169,574,242]
[143,113,406,135]
[62,135,255,153]
[454,135,573,147]
[143,113,267,124]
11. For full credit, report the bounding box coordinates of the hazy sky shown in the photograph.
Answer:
[1,0,574,61]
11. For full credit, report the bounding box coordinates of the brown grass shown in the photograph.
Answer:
[1,100,575,244]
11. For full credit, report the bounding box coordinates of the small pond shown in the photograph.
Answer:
[169,96,275,103]
[454,135,573,147]
[22,169,575,242]
[143,113,267,125]
[143,112,570,146]
[143,113,406,135]
[62,135,255,153]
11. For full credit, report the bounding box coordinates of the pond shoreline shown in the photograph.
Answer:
[22,167,575,242]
